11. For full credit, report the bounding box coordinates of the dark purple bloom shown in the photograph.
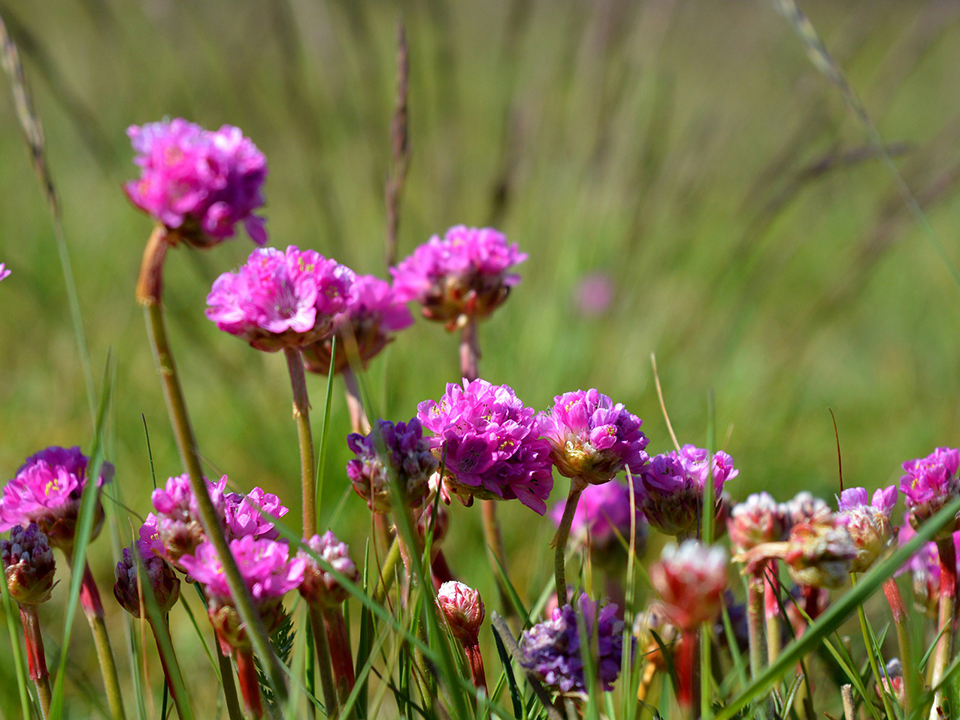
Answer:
[900,447,960,538]
[125,119,268,246]
[549,480,647,565]
[346,418,437,513]
[113,546,181,617]
[1,524,56,605]
[298,531,359,609]
[206,246,354,352]
[418,379,554,515]
[391,225,526,327]
[519,594,624,694]
[538,389,648,486]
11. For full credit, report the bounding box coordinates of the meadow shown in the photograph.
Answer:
[2,1,960,718]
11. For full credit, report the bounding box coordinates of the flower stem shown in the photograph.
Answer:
[930,537,957,719]
[216,645,245,720]
[747,574,767,678]
[764,562,781,667]
[373,536,403,605]
[323,608,356,706]
[459,318,480,382]
[553,482,585,608]
[677,629,700,717]
[284,346,317,537]
[882,578,916,714]
[235,648,264,720]
[19,605,51,719]
[431,550,455,590]
[143,295,288,704]
[147,616,192,720]
[343,367,371,435]
[463,642,487,693]
[309,605,340,718]
[851,574,895,720]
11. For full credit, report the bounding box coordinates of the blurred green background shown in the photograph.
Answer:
[1,0,960,714]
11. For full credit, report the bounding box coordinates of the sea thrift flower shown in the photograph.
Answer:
[783,491,833,528]
[298,532,359,609]
[391,225,527,328]
[879,658,905,706]
[900,447,960,538]
[223,487,289,541]
[728,492,788,553]
[302,275,414,375]
[650,541,728,630]
[0,446,113,549]
[520,595,624,694]
[538,389,648,486]
[125,119,268,246]
[151,474,228,563]
[418,379,554,514]
[898,523,952,617]
[837,485,898,573]
[113,546,181,618]
[437,581,485,645]
[574,273,614,317]
[0,263,9,282]
[739,519,856,589]
[638,446,738,539]
[1,524,56,606]
[180,536,305,652]
[346,418,437,513]
[549,480,648,565]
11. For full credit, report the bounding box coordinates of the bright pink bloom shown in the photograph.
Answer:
[418,379,554,514]
[650,540,728,630]
[391,226,526,327]
[206,246,354,352]
[150,474,228,563]
[223,487,289,541]
[125,119,268,246]
[900,447,960,538]
[0,263,9,282]
[180,536,305,603]
[137,514,165,558]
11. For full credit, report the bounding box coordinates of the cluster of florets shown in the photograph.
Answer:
[150,474,228,564]
[125,119,268,246]
[206,246,355,352]
[418,379,554,514]
[0,446,112,550]
[346,418,437,513]
[728,492,787,553]
[837,485,898,573]
[298,531,360,609]
[302,275,414,375]
[1,524,57,606]
[436,581,485,646]
[650,540,728,630]
[113,546,181,618]
[550,480,648,566]
[391,225,527,328]
[223,487,289,542]
[538,389,648,486]
[900,447,960,539]
[519,594,624,694]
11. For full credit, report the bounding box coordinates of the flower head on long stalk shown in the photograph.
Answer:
[836,485,898,572]
[298,531,359,609]
[113,546,181,618]
[151,474,228,564]
[651,540,728,630]
[1,524,57,606]
[900,447,960,539]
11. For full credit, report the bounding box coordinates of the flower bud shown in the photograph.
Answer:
[782,520,856,588]
[298,532,359,609]
[113,547,181,618]
[650,540,728,631]
[1,524,56,606]
[879,658,905,706]
[728,493,787,553]
[437,581,484,645]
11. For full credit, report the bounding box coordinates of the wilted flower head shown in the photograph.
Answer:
[1,524,56,605]
[638,446,737,539]
[837,485,898,573]
[151,474,228,564]
[650,541,728,630]
[0,263,9,282]
[391,225,526,328]
[298,531,359,609]
[346,418,437,513]
[302,275,414,375]
[223,487,288,541]
[782,491,832,528]
[728,492,788,554]
[0,446,113,549]
[520,595,624,694]
[739,518,856,589]
[900,447,960,538]
[538,389,648,486]
[113,546,181,617]
[437,581,484,645]
[125,119,267,247]
[550,480,647,566]
[418,379,554,514]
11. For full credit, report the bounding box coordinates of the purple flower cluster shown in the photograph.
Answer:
[418,379,554,514]
[113,546,181,617]
[519,594,624,694]
[900,447,960,538]
[206,246,354,352]
[298,531,359,609]
[346,418,437,513]
[125,119,268,246]
[1,524,56,606]
[392,226,527,327]
[638,445,738,538]
[302,274,414,375]
[538,389,648,486]
[550,481,647,564]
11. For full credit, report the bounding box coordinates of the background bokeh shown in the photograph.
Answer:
[1,0,960,715]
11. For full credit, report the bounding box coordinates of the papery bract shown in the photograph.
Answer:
[728,492,787,554]
[437,581,484,645]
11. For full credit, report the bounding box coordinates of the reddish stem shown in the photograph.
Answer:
[235,648,264,720]
[431,550,455,590]
[79,561,105,619]
[677,630,698,713]
[324,608,356,701]
[464,642,487,693]
[882,577,906,624]
[930,537,957,710]
[20,605,48,681]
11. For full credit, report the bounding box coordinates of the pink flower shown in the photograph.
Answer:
[206,246,354,352]
[302,275,414,375]
[727,492,788,554]
[0,263,10,282]
[125,119,268,246]
[298,531,359,609]
[391,226,526,327]
[437,581,484,645]
[900,447,960,538]
[150,474,228,563]
[418,379,554,514]
[137,514,165,558]
[180,536,305,603]
[836,485,898,572]
[223,487,289,541]
[650,540,728,631]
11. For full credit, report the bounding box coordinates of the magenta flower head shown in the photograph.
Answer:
[206,246,354,352]
[302,275,414,375]
[151,474,228,564]
[418,379,555,514]
[550,480,647,567]
[437,581,485,646]
[650,540,728,631]
[0,446,113,551]
[538,389,648,487]
[900,447,960,539]
[125,119,267,247]
[727,492,788,554]
[391,225,527,328]
[346,418,437,513]
[519,594,624,695]
[837,485,898,573]
[113,546,181,618]
[638,446,738,539]
[0,263,9,282]
[298,531,359,609]
[223,487,289,541]
[180,536,305,652]
[1,524,57,606]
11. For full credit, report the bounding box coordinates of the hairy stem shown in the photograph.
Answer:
[747,574,767,678]
[284,346,317,537]
[343,367,371,435]
[324,608,356,706]
[235,648,264,720]
[20,605,51,719]
[464,642,487,694]
[309,605,340,718]
[459,318,480,382]
[553,482,584,608]
[373,536,402,605]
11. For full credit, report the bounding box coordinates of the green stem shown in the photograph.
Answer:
[553,482,585,608]
[851,574,895,720]
[284,346,317,537]
[930,538,956,720]
[147,616,192,720]
[747,575,766,678]
[216,645,245,720]
[144,299,289,704]
[373,537,402,605]
[883,578,916,714]
[309,605,340,718]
